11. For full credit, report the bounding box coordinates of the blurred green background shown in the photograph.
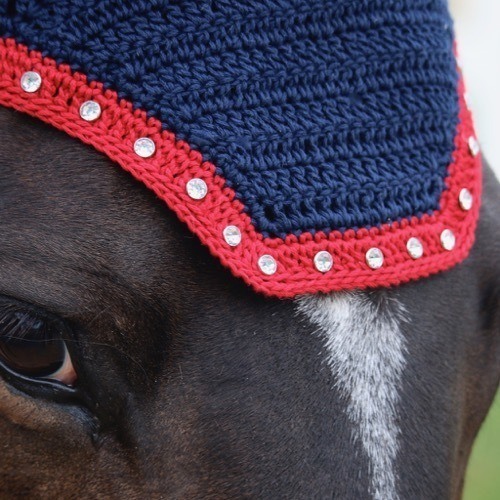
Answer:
[463,393,500,499]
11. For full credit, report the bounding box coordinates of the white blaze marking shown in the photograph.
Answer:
[296,292,406,500]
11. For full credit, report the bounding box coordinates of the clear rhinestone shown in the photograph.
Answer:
[459,188,473,211]
[406,237,424,259]
[223,225,242,247]
[186,178,208,200]
[258,255,277,275]
[20,71,42,92]
[440,229,456,251]
[464,91,471,109]
[314,250,333,273]
[468,136,480,157]
[79,100,101,121]
[366,247,384,269]
[134,137,156,158]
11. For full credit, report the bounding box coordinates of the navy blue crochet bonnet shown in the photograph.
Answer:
[0,1,481,297]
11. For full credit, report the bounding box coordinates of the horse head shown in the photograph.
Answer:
[0,1,499,498]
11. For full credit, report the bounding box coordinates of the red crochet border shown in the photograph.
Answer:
[0,39,482,298]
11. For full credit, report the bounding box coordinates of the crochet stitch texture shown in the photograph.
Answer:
[0,0,458,238]
[0,0,482,297]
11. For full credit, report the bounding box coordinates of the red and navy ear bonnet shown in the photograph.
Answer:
[0,0,481,297]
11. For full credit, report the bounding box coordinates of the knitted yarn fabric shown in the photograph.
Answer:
[0,1,482,297]
[0,0,458,237]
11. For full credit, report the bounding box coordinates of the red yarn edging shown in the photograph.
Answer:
[0,39,482,298]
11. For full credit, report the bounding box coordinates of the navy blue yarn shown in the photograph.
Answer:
[0,0,458,238]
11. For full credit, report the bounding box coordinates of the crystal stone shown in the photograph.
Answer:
[468,136,480,157]
[186,178,208,200]
[314,250,333,273]
[134,137,156,158]
[458,188,473,211]
[79,100,102,121]
[406,237,424,259]
[258,255,277,275]
[20,71,42,93]
[223,225,242,247]
[440,229,456,251]
[366,247,384,269]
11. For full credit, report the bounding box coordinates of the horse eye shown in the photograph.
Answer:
[0,306,77,386]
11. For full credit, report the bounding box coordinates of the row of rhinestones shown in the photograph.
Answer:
[19,71,478,278]
[253,188,474,276]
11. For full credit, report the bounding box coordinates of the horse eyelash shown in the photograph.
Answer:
[0,306,55,342]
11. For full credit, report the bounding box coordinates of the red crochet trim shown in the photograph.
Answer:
[0,39,482,298]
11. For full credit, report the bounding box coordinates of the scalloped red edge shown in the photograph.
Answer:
[0,38,482,298]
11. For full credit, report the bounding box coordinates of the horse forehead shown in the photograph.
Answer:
[296,292,406,499]
[295,283,486,499]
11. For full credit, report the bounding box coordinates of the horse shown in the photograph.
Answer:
[0,104,498,499]
[0,1,499,498]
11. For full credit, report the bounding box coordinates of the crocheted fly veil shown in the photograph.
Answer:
[0,1,481,297]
